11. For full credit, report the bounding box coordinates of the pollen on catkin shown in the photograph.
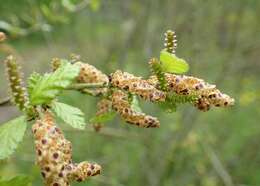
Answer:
[111,90,160,128]
[148,73,234,111]
[32,111,101,186]
[164,30,177,54]
[4,55,29,111]
[92,98,112,131]
[111,70,166,102]
[75,62,109,95]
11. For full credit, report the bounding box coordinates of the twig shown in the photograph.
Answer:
[200,141,234,186]
[67,82,108,90]
[0,97,12,106]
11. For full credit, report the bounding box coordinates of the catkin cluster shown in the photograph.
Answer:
[75,62,109,95]
[148,73,234,111]
[92,98,112,131]
[110,70,166,102]
[32,112,101,186]
[111,90,160,128]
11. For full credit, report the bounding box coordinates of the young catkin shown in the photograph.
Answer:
[32,111,101,186]
[5,55,29,111]
[75,62,109,95]
[92,98,112,131]
[164,30,177,54]
[110,70,166,102]
[111,90,160,128]
[148,73,234,111]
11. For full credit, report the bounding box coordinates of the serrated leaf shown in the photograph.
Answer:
[130,95,142,112]
[29,61,80,105]
[0,116,27,160]
[160,50,189,74]
[0,175,32,186]
[90,111,116,123]
[52,102,86,130]
[27,72,41,96]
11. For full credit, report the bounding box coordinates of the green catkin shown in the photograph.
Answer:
[5,55,29,111]
[149,58,168,91]
[164,30,177,54]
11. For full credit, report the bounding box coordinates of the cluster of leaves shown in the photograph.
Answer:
[0,0,101,37]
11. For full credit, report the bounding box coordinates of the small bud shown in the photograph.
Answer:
[0,32,6,42]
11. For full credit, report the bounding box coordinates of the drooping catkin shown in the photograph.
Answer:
[111,90,160,128]
[75,62,109,95]
[4,55,29,111]
[164,30,177,54]
[32,111,101,186]
[111,70,166,102]
[148,73,234,111]
[92,98,112,131]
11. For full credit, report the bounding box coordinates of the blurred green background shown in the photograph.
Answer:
[0,0,259,185]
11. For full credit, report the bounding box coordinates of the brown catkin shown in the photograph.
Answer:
[75,62,109,95]
[5,55,29,111]
[92,98,112,131]
[111,70,166,102]
[32,112,101,186]
[148,73,234,111]
[111,90,160,128]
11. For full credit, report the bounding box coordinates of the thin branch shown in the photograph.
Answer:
[0,97,12,106]
[200,141,234,186]
[67,82,109,90]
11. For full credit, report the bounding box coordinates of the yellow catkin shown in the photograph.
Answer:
[148,73,234,111]
[111,90,160,128]
[111,70,166,102]
[92,98,112,131]
[32,112,101,186]
[75,62,109,95]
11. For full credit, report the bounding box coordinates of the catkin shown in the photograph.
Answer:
[32,112,101,186]
[75,62,109,95]
[164,30,177,54]
[111,90,160,128]
[111,70,166,102]
[5,55,29,111]
[148,73,234,111]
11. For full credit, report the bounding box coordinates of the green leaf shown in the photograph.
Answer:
[52,102,86,130]
[130,95,142,112]
[0,116,27,160]
[27,72,41,96]
[160,50,189,74]
[29,61,80,105]
[90,112,116,123]
[0,175,32,186]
